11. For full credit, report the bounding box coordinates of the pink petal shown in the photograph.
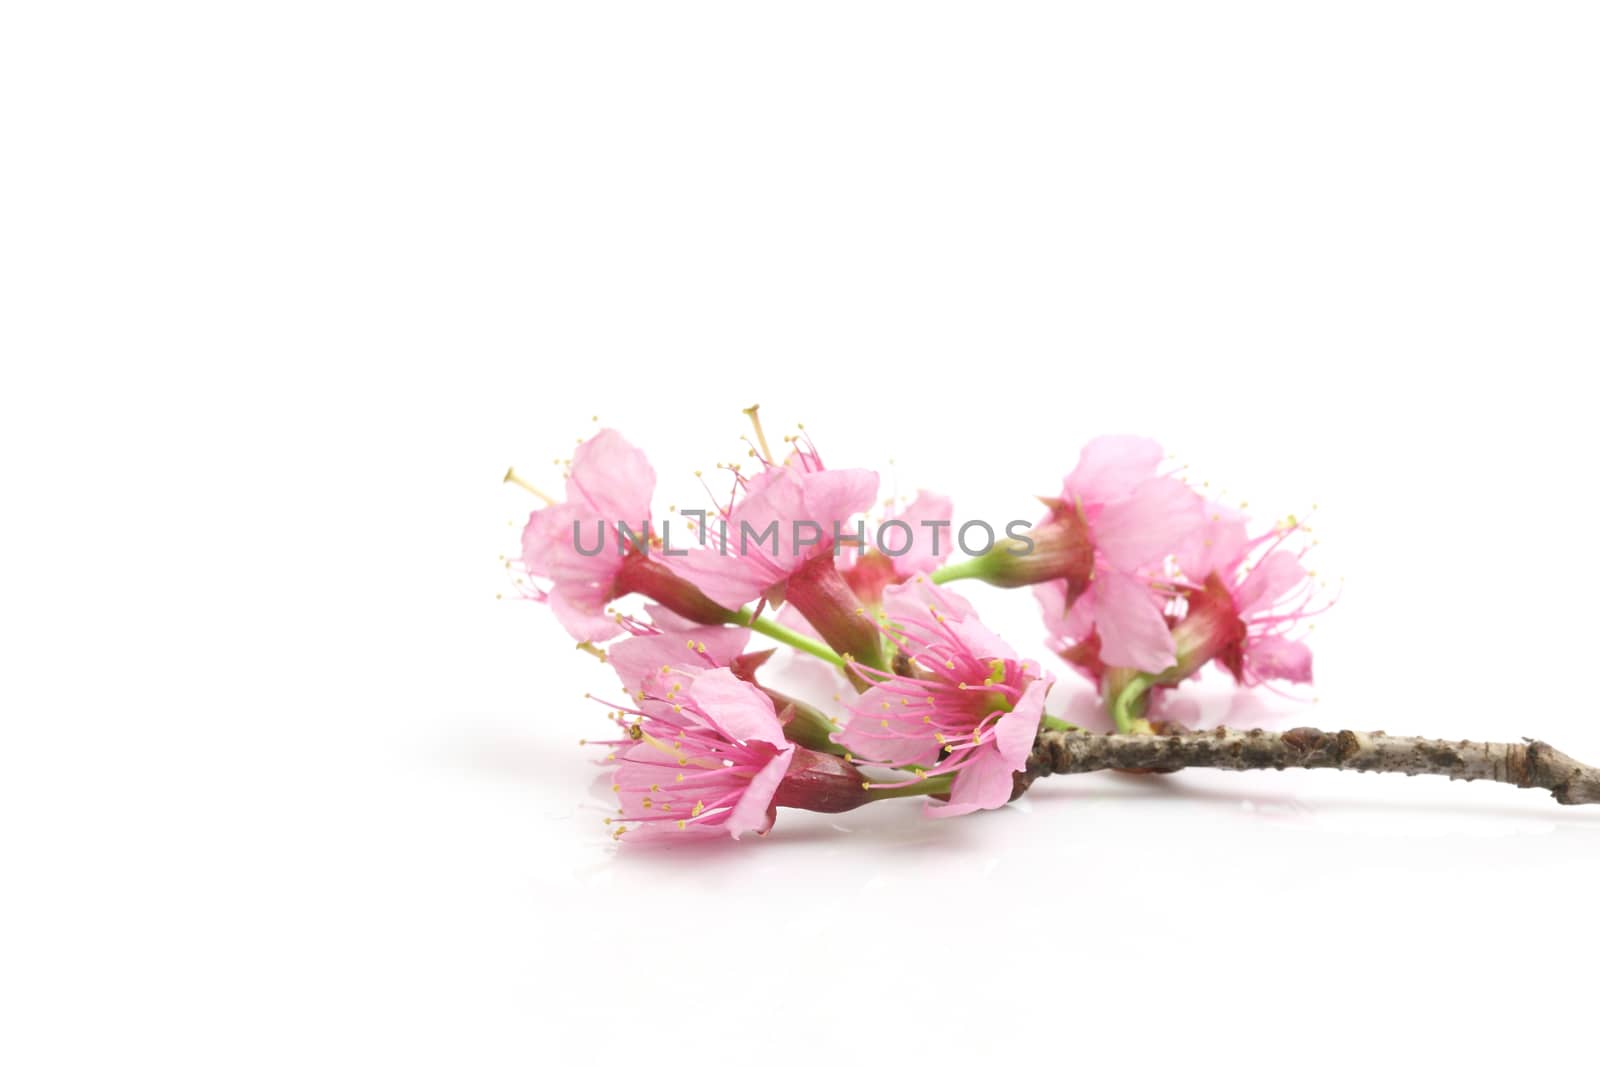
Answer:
[1034,579,1084,643]
[1091,570,1177,673]
[1176,510,1249,583]
[688,669,789,747]
[666,546,787,610]
[607,627,751,697]
[1062,436,1164,506]
[799,468,878,530]
[1247,635,1314,684]
[944,615,1021,665]
[565,429,655,526]
[991,678,1049,767]
[724,745,794,839]
[547,588,621,642]
[925,746,1015,818]
[836,688,943,768]
[1093,477,1206,571]
[885,490,955,576]
[1234,551,1307,615]
[664,464,873,610]
[521,503,619,585]
[881,577,979,623]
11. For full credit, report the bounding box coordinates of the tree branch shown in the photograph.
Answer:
[1026,727,1600,806]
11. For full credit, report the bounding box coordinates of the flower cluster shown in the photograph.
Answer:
[509,411,1330,842]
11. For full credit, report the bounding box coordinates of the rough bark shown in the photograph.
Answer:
[1026,727,1600,806]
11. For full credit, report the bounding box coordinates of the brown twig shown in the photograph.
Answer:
[1026,726,1600,806]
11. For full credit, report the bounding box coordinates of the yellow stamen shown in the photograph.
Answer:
[503,467,557,505]
[742,404,774,464]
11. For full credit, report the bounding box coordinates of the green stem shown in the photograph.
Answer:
[1108,675,1152,734]
[731,608,849,670]
[1040,714,1084,733]
[861,774,952,801]
[929,556,987,585]
[777,698,850,757]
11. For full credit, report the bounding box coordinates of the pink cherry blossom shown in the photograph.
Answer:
[774,488,954,638]
[517,430,737,641]
[860,489,956,579]
[605,620,752,703]
[516,429,656,642]
[834,581,1050,818]
[1031,436,1206,673]
[667,445,878,611]
[592,667,795,841]
[1168,512,1327,688]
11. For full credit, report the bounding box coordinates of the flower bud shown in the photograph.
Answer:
[782,552,888,676]
[771,747,872,814]
[939,505,1094,591]
[615,553,738,627]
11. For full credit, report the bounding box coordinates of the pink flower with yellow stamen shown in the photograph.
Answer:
[834,582,1050,818]
[1032,436,1206,674]
[668,442,878,611]
[515,429,734,642]
[1045,510,1329,698]
[950,436,1203,673]
[591,667,796,841]
[840,489,956,596]
[773,488,954,637]
[1167,511,1328,688]
[605,620,752,703]
[670,427,885,668]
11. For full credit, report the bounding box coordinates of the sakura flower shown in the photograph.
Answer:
[929,437,1202,672]
[774,488,954,637]
[668,445,878,610]
[834,582,1050,818]
[1004,436,1205,673]
[605,615,843,753]
[851,489,956,587]
[670,436,884,669]
[593,668,797,840]
[1166,512,1325,688]
[515,429,732,642]
[605,622,752,703]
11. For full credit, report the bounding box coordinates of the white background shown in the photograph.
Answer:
[4,3,1598,1064]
